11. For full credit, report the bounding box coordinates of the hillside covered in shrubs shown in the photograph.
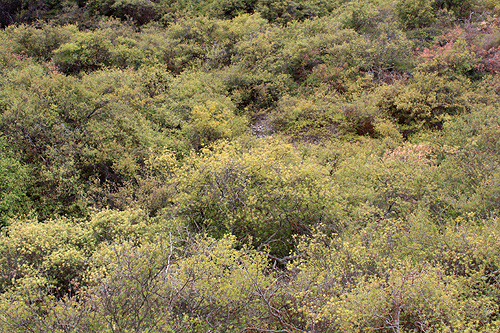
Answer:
[1,0,500,331]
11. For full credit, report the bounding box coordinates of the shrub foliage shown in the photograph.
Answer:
[1,1,500,332]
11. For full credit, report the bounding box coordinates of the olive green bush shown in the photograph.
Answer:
[4,23,77,61]
[0,216,93,297]
[169,137,343,257]
[397,0,436,29]
[87,0,159,25]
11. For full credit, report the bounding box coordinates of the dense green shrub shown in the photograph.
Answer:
[0,234,277,332]
[283,222,500,331]
[397,0,436,29]
[5,23,77,61]
[0,216,93,297]
[337,0,380,32]
[169,138,343,257]
[52,27,155,73]
[53,30,114,73]
[377,72,471,135]
[0,138,32,228]
[87,0,159,25]
[0,62,89,218]
[0,0,84,26]
[434,0,473,16]
[208,0,259,19]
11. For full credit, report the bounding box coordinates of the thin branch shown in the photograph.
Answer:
[256,251,301,264]
[239,328,290,333]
